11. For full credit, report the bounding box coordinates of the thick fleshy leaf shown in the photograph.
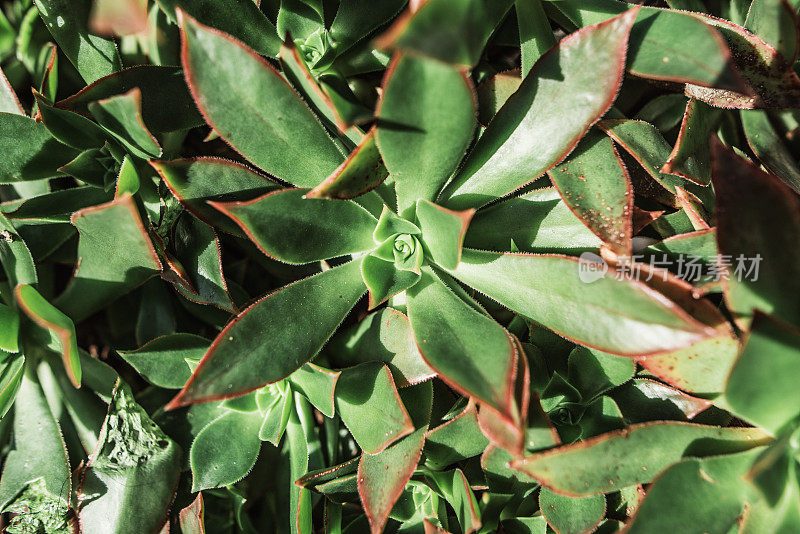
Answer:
[567,347,635,401]
[180,13,344,186]
[2,186,113,223]
[449,249,715,355]
[475,69,522,126]
[517,0,556,76]
[0,353,24,420]
[550,2,746,91]
[741,109,800,192]
[440,8,638,210]
[79,384,181,534]
[156,0,280,57]
[726,312,800,434]
[87,88,161,159]
[0,113,79,183]
[598,119,704,203]
[152,158,279,234]
[407,268,517,417]
[172,215,235,312]
[373,205,421,241]
[376,53,476,214]
[328,307,434,387]
[361,254,421,309]
[190,410,262,491]
[55,194,162,322]
[0,303,19,351]
[306,129,388,200]
[329,0,407,54]
[34,91,108,151]
[168,260,365,408]
[661,99,721,185]
[289,363,340,418]
[424,400,489,469]
[612,378,712,423]
[33,0,121,83]
[744,0,799,63]
[0,212,37,286]
[56,66,203,132]
[712,140,800,326]
[539,487,605,534]
[119,333,208,389]
[0,374,71,522]
[378,0,515,66]
[212,188,377,264]
[511,422,770,495]
[548,130,632,254]
[416,200,473,270]
[625,450,761,533]
[684,13,800,108]
[425,469,481,533]
[179,493,205,534]
[0,68,24,115]
[636,334,739,396]
[358,426,426,534]
[15,284,80,387]
[464,187,602,253]
[335,362,414,454]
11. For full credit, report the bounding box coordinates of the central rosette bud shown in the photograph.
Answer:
[360,201,475,310]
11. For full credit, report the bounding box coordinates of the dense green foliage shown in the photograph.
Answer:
[0,0,799,532]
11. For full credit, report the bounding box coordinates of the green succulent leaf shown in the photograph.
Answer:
[168,259,365,408]
[741,109,800,193]
[449,249,716,355]
[548,130,633,254]
[0,212,37,286]
[289,363,340,418]
[190,410,263,491]
[511,422,770,495]
[358,426,426,534]
[335,362,414,454]
[376,53,476,214]
[180,13,345,186]
[119,333,208,389]
[415,199,473,270]
[87,88,162,159]
[34,91,108,151]
[539,487,606,534]
[0,113,79,183]
[662,98,720,186]
[361,253,421,309]
[424,401,489,470]
[54,194,162,322]
[407,267,517,418]
[56,65,204,132]
[213,188,378,264]
[156,0,281,57]
[33,0,122,83]
[441,8,638,210]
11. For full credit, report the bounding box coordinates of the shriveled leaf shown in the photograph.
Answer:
[168,260,365,408]
[79,383,181,534]
[511,422,770,495]
[441,8,638,210]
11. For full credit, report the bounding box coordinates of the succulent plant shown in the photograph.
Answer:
[0,0,799,532]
